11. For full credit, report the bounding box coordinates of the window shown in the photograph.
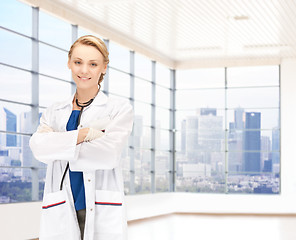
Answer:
[226,66,280,194]
[0,0,32,36]
[0,6,73,203]
[175,66,280,194]
[39,10,71,50]
[0,29,32,70]
[0,1,280,204]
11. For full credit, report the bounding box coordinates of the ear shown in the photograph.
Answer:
[102,64,107,74]
[67,60,71,69]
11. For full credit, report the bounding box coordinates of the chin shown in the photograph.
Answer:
[76,84,99,90]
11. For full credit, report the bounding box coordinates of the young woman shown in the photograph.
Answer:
[30,35,133,240]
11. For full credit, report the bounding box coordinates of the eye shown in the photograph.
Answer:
[91,63,97,67]
[74,61,81,65]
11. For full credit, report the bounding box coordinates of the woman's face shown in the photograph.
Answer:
[68,44,107,90]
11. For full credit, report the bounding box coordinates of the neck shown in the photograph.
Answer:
[75,88,99,103]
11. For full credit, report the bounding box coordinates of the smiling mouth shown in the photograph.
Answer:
[78,76,91,80]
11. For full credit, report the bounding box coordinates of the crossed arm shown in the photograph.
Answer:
[37,123,104,144]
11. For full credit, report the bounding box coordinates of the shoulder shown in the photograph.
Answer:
[107,96,131,107]
[104,96,133,120]
[46,96,73,112]
[41,96,72,120]
[107,96,132,112]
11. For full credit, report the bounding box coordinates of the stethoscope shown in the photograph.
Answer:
[59,92,97,191]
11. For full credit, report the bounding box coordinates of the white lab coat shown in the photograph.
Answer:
[29,91,133,240]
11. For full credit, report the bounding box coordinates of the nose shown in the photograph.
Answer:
[80,63,88,74]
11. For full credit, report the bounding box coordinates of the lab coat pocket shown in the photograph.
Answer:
[94,190,124,238]
[40,190,69,238]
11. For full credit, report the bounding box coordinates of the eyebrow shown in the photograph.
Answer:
[73,57,99,62]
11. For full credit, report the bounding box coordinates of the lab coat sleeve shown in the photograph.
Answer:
[70,101,133,171]
[29,107,79,164]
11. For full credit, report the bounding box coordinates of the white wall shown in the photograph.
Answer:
[0,201,42,240]
[280,58,296,197]
[2,59,296,240]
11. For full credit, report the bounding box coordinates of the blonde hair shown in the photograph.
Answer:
[68,35,109,88]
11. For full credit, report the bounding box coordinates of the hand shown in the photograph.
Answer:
[77,128,89,145]
[37,124,54,133]
[84,128,104,142]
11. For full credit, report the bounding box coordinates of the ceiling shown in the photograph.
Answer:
[22,0,296,69]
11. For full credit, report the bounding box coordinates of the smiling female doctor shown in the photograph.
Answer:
[30,35,133,240]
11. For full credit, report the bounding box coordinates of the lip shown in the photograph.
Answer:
[78,76,91,81]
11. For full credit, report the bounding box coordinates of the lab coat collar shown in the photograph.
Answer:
[54,90,108,110]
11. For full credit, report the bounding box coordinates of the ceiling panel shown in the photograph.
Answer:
[22,0,296,68]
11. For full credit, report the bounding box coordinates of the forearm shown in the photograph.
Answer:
[29,130,79,163]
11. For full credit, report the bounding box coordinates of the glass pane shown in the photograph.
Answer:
[135,53,151,80]
[228,150,280,173]
[155,151,170,192]
[134,149,151,193]
[155,107,170,130]
[39,43,69,80]
[21,134,35,167]
[176,109,225,131]
[39,76,72,108]
[156,85,170,108]
[227,66,279,87]
[0,30,31,70]
[176,68,225,89]
[175,131,184,152]
[0,168,32,203]
[175,130,225,156]
[175,109,225,153]
[176,151,225,193]
[0,65,31,104]
[78,27,99,38]
[122,147,130,172]
[155,129,170,151]
[155,151,170,173]
[0,0,31,36]
[227,87,279,108]
[78,27,91,38]
[156,63,170,88]
[109,69,130,97]
[109,41,130,72]
[228,129,279,152]
[122,147,130,194]
[228,129,280,174]
[156,172,169,192]
[39,177,46,200]
[123,170,130,195]
[134,78,151,103]
[176,89,225,109]
[123,147,134,194]
[134,102,151,126]
[227,108,280,130]
[0,133,19,156]
[133,121,151,149]
[39,10,71,50]
[0,101,32,134]
[227,173,279,194]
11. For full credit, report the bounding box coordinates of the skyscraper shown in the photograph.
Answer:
[185,116,199,161]
[3,108,17,147]
[228,108,245,173]
[200,108,217,116]
[234,107,244,129]
[261,136,271,169]
[181,119,186,154]
[272,128,280,164]
[243,112,261,173]
[0,108,6,147]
